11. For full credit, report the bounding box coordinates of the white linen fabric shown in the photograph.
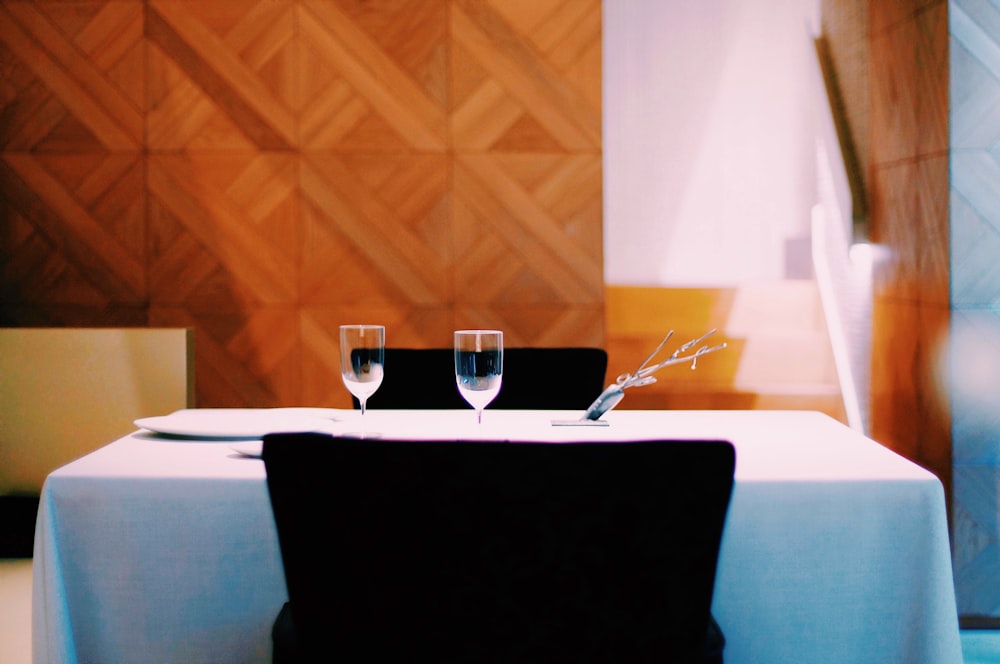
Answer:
[32,409,963,664]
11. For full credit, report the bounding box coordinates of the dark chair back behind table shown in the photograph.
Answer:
[263,433,735,663]
[354,347,609,411]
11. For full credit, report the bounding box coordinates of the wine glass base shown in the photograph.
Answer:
[341,431,382,439]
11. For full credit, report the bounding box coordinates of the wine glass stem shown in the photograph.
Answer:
[477,409,483,424]
[360,399,367,416]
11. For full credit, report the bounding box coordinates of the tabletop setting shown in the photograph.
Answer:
[29,326,963,664]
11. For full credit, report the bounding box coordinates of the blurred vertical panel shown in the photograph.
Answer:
[950,0,1000,622]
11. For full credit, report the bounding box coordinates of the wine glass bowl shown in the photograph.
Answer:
[340,325,385,416]
[454,330,503,423]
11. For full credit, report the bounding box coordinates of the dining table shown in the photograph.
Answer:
[32,408,963,663]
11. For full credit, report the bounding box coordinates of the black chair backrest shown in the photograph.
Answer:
[263,433,735,663]
[356,347,608,411]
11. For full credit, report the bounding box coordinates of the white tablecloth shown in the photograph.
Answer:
[32,409,963,663]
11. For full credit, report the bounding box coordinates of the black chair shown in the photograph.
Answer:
[263,433,735,663]
[356,347,608,411]
[0,494,40,558]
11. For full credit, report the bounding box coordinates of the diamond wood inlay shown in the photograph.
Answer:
[450,0,600,152]
[148,153,299,308]
[0,2,144,151]
[453,154,602,303]
[1,153,145,303]
[300,0,448,151]
[147,0,299,150]
[301,153,452,306]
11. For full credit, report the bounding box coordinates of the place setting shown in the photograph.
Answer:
[130,324,512,454]
[133,407,343,441]
[33,321,965,664]
[133,325,728,449]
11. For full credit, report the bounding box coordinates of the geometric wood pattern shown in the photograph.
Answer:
[0,0,603,408]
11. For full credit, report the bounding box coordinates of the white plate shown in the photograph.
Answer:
[229,441,263,458]
[135,408,340,440]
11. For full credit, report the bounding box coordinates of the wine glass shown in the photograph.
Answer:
[454,330,503,424]
[340,325,385,421]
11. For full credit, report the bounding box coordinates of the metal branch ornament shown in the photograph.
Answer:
[583,329,727,421]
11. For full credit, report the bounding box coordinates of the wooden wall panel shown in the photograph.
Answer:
[868,1,951,457]
[867,1,952,501]
[0,2,145,152]
[0,0,603,408]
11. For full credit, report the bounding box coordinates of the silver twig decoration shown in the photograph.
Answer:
[583,329,727,421]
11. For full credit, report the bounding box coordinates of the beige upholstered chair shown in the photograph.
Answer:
[0,327,194,498]
[0,327,194,664]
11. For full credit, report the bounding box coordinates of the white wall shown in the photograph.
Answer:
[603,0,823,286]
